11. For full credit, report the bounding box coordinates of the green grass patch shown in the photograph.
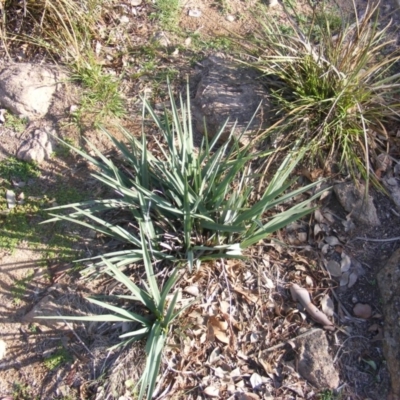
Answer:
[0,157,40,182]
[4,112,28,133]
[11,269,34,305]
[190,34,233,51]
[0,160,89,260]
[43,347,73,371]
[71,61,126,128]
[53,137,76,158]
[12,382,38,400]
[150,0,182,31]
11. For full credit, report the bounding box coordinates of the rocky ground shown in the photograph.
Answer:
[0,0,400,399]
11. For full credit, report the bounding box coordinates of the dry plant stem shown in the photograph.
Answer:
[333,335,368,363]
[56,311,95,358]
[328,286,353,319]
[352,236,400,242]
[259,327,321,355]
[220,259,233,325]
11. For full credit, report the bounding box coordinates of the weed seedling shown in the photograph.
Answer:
[0,157,40,182]
[4,112,28,133]
[43,347,72,370]
[150,0,182,31]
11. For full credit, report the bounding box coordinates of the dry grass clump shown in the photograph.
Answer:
[0,0,126,126]
[241,1,400,186]
[1,0,102,63]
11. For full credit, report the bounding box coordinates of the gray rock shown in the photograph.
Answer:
[191,56,271,146]
[383,176,400,212]
[333,182,380,226]
[294,329,339,389]
[16,128,53,164]
[22,294,66,330]
[0,63,61,119]
[377,248,400,399]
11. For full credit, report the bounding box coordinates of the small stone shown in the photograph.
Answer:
[119,15,130,24]
[152,31,170,47]
[333,182,380,226]
[0,63,61,119]
[225,15,235,22]
[269,0,279,6]
[130,0,142,5]
[353,303,372,319]
[16,129,53,164]
[188,9,202,17]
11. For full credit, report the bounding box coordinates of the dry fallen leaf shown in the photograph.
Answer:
[249,373,263,389]
[320,294,334,317]
[348,271,358,288]
[305,275,313,287]
[234,286,258,303]
[325,236,340,246]
[208,347,221,364]
[237,393,261,400]
[326,260,341,277]
[341,253,352,272]
[298,232,308,242]
[208,316,229,344]
[183,285,199,297]
[203,385,219,398]
[340,272,350,287]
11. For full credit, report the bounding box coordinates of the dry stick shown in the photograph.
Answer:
[351,236,400,243]
[56,311,95,358]
[220,258,234,332]
[333,335,368,363]
[259,328,321,355]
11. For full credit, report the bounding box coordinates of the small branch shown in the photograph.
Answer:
[351,236,400,243]
[57,311,95,358]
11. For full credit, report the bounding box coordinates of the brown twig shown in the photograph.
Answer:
[351,236,400,243]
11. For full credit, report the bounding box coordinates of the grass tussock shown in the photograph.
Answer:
[241,1,400,185]
[1,0,125,126]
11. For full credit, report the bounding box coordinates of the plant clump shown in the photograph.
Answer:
[44,83,322,273]
[242,0,400,185]
[40,83,323,399]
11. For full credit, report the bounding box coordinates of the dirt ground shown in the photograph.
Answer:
[1,0,400,399]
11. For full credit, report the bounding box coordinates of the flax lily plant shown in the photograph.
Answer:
[39,222,190,400]
[43,83,322,273]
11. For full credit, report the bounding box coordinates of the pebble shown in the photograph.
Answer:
[188,9,202,18]
[130,0,142,5]
[119,15,130,24]
[225,15,235,22]
[353,303,372,319]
